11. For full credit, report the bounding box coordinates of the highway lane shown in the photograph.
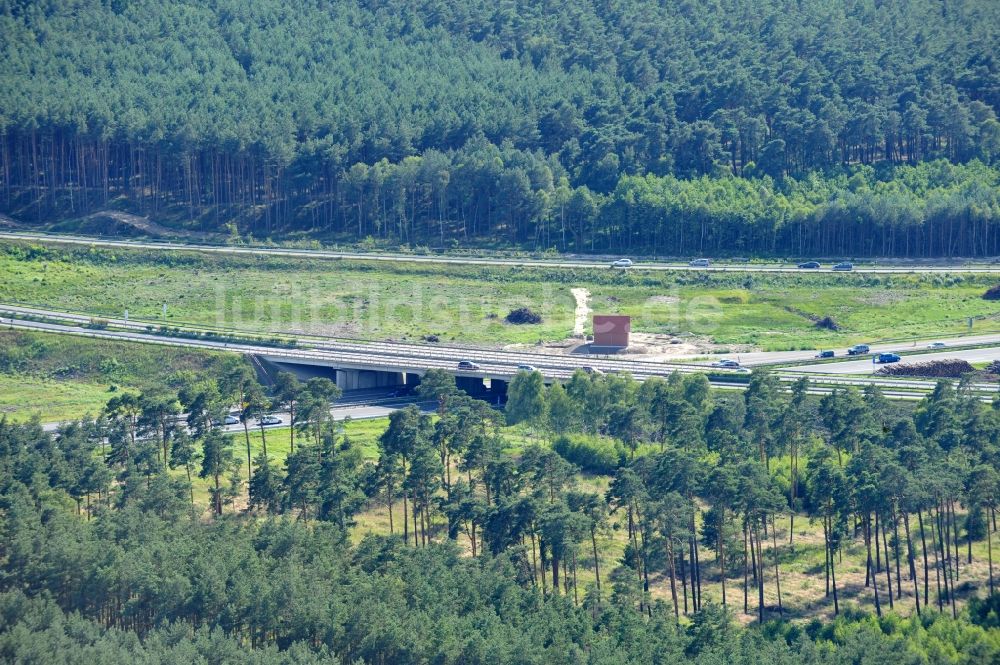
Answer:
[0,305,710,378]
[3,231,1000,273]
[7,314,1000,406]
[707,334,1000,366]
[789,346,1000,374]
[0,316,704,383]
[6,304,1000,391]
[7,302,1000,379]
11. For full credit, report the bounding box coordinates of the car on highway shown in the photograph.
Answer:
[517,364,537,372]
[927,342,947,349]
[847,344,870,355]
[689,258,710,267]
[798,261,821,269]
[711,359,741,368]
[457,360,482,370]
[258,415,282,426]
[611,258,633,268]
[580,366,604,375]
[832,261,854,271]
[815,350,835,358]
[875,352,901,364]
[223,415,240,425]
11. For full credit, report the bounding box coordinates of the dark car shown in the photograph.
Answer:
[875,353,901,364]
[815,350,835,358]
[798,261,821,269]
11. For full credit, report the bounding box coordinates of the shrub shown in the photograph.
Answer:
[552,434,626,474]
[505,307,542,324]
[984,285,1000,300]
[814,316,839,331]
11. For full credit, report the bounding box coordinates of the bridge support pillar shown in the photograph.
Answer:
[336,369,405,391]
[488,378,508,396]
[405,372,422,388]
[455,376,486,396]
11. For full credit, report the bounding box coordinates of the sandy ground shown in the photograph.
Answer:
[503,287,742,360]
[570,287,590,337]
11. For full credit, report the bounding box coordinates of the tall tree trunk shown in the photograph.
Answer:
[387,478,394,535]
[591,525,602,603]
[755,520,765,624]
[668,541,679,621]
[892,508,903,600]
[679,547,688,615]
[918,509,931,608]
[551,550,560,596]
[988,513,995,597]
[827,514,839,615]
[865,514,882,617]
[931,507,944,611]
[242,420,253,482]
[743,521,749,615]
[823,516,831,596]
[771,514,783,616]
[719,509,726,606]
[903,512,921,616]
[880,513,894,610]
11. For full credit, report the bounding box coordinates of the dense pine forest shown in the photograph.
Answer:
[4,360,1000,661]
[2,0,1000,255]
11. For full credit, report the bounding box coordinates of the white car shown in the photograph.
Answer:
[927,342,947,349]
[611,258,634,268]
[258,415,282,426]
[223,415,240,425]
[711,359,741,368]
[689,258,710,267]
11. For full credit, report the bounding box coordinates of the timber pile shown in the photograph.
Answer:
[876,359,975,377]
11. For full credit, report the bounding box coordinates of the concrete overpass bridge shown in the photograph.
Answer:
[3,305,998,403]
[0,306,710,397]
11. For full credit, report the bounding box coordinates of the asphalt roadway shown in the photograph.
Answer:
[4,304,1000,382]
[716,334,1000,367]
[4,231,1000,273]
[788,345,1000,375]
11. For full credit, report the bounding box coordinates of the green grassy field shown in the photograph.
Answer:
[1,241,998,350]
[0,329,229,422]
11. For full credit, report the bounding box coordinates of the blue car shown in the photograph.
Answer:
[875,353,901,364]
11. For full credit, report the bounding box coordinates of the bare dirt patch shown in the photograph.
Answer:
[570,287,590,337]
[859,291,907,306]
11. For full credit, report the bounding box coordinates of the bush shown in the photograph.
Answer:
[505,307,542,324]
[552,434,626,474]
[983,285,1000,300]
[814,316,839,331]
